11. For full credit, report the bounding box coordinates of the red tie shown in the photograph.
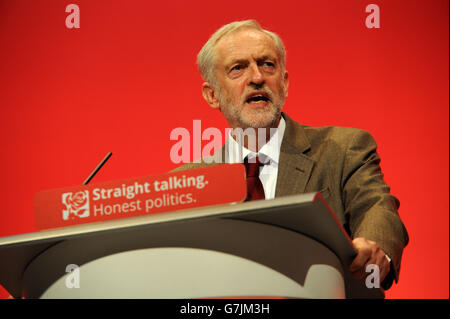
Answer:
[244,156,266,201]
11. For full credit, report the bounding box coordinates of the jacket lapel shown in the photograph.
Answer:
[275,113,315,197]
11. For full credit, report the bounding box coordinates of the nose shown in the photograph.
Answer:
[248,63,264,87]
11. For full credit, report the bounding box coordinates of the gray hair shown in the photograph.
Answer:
[197,20,286,87]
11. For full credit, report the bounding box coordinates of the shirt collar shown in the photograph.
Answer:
[226,116,286,164]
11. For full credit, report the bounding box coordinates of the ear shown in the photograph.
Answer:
[283,70,289,98]
[202,82,220,110]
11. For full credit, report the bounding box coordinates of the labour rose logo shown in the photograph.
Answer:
[62,191,90,220]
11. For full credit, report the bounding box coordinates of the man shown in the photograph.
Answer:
[174,20,408,290]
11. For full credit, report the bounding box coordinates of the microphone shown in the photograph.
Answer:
[82,152,113,185]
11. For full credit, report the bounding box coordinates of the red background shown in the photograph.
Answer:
[0,0,448,299]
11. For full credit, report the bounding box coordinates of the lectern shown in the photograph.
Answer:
[0,193,384,298]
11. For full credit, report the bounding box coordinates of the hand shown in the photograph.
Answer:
[349,237,391,283]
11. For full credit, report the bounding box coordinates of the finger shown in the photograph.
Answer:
[349,245,371,272]
[366,246,382,270]
[350,239,379,280]
[362,250,390,284]
[376,254,391,282]
[353,239,380,269]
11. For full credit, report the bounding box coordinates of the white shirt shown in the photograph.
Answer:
[225,117,286,200]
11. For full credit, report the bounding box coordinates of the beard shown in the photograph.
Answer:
[217,85,286,129]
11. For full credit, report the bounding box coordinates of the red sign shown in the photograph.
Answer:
[34,164,247,230]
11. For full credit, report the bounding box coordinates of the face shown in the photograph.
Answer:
[203,28,289,129]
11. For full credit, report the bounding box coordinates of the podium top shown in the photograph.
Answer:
[0,193,383,298]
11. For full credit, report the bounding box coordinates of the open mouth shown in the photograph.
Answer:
[245,94,270,104]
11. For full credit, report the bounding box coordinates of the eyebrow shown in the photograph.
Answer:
[225,59,248,70]
[225,55,277,70]
[257,55,276,62]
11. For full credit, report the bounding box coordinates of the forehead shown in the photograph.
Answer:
[214,29,278,65]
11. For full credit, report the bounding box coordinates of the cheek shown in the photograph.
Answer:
[225,85,246,102]
[270,80,287,98]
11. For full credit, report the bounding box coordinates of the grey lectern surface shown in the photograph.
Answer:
[0,193,384,299]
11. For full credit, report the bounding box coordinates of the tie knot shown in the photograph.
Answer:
[244,156,265,177]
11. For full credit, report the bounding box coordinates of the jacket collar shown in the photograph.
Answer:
[279,113,311,155]
[275,113,315,197]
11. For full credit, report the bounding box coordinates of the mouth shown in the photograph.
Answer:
[245,92,271,107]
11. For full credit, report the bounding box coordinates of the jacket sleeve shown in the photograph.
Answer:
[341,129,409,288]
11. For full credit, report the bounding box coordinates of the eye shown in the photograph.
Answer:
[228,64,246,78]
[231,64,244,71]
[261,61,275,70]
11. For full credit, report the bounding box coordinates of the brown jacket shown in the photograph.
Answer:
[172,113,409,288]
